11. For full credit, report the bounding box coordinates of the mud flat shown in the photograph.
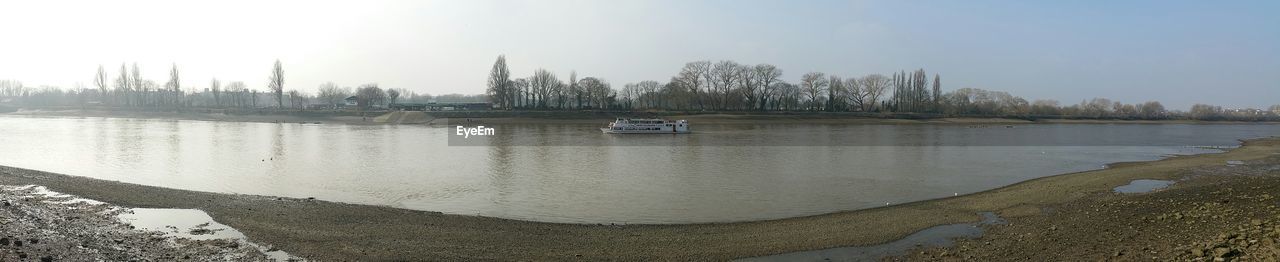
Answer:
[894,153,1280,261]
[0,138,1277,260]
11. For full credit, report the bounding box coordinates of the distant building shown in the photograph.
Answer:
[343,96,358,107]
[389,102,492,111]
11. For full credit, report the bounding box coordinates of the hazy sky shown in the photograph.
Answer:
[2,0,1276,109]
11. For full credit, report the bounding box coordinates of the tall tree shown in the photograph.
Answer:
[529,69,559,109]
[130,63,142,106]
[676,61,711,110]
[827,75,843,112]
[568,71,581,109]
[356,84,386,109]
[225,81,247,108]
[316,82,347,108]
[387,88,401,105]
[709,60,740,110]
[486,55,511,109]
[113,64,130,106]
[932,74,941,112]
[211,78,222,107]
[167,63,181,107]
[94,65,107,104]
[510,78,529,108]
[752,64,782,111]
[268,59,285,108]
[858,74,890,112]
[800,72,827,111]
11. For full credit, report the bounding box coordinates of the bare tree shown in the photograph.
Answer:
[752,64,782,111]
[858,74,890,112]
[225,81,247,108]
[356,84,386,109]
[932,74,941,112]
[827,75,843,112]
[710,60,741,110]
[510,78,528,108]
[166,63,181,107]
[316,82,346,108]
[268,59,285,108]
[130,63,142,106]
[636,80,661,109]
[577,77,611,109]
[800,72,827,111]
[568,71,580,109]
[676,61,711,110]
[529,69,559,109]
[94,65,107,104]
[1138,101,1165,119]
[386,88,401,105]
[844,77,865,111]
[211,78,222,107]
[114,64,129,105]
[486,55,512,109]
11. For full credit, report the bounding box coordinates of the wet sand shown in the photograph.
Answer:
[1,138,1277,260]
[895,152,1280,261]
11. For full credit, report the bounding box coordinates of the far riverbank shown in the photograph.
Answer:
[5,108,1278,126]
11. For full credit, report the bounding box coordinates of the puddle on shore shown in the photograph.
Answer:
[117,208,299,261]
[1113,179,1174,193]
[1226,160,1245,166]
[118,208,246,240]
[2,184,300,261]
[738,212,1006,262]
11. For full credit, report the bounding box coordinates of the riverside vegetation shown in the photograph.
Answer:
[1,57,1277,122]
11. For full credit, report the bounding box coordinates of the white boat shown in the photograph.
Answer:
[601,118,690,134]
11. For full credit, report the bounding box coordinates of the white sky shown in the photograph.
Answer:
[2,0,1277,109]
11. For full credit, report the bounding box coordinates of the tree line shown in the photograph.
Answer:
[1,60,482,111]
[483,56,1278,121]
[2,56,1276,121]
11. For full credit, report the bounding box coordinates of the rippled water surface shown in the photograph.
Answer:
[0,115,1276,223]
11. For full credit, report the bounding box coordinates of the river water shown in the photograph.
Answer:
[0,115,1275,224]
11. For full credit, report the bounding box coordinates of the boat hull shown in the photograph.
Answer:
[600,128,690,134]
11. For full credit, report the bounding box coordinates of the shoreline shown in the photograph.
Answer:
[0,185,281,261]
[1,137,1276,260]
[5,108,1279,126]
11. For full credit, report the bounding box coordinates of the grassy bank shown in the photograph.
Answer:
[1,137,1276,260]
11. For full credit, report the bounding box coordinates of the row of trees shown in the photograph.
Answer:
[486,56,621,110]
[487,57,961,113]
[2,60,483,110]
[82,61,288,109]
[482,55,1279,121]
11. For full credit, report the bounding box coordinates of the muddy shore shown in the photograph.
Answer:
[0,185,276,261]
[894,150,1280,261]
[1,136,1276,260]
